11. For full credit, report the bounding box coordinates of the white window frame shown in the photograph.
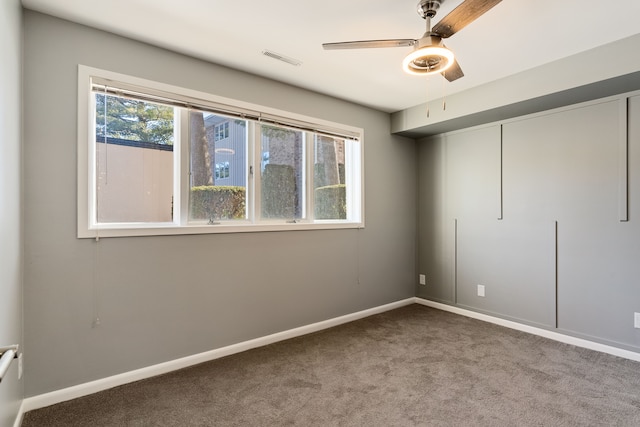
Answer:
[77,65,364,238]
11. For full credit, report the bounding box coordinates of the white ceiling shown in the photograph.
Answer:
[20,0,640,113]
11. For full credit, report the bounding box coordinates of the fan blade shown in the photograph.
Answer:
[432,0,502,39]
[442,57,464,82]
[322,39,416,50]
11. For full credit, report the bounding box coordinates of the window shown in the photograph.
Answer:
[214,122,229,141]
[260,126,304,220]
[190,112,247,223]
[78,66,363,237]
[314,135,347,220]
[93,93,175,224]
[215,162,230,180]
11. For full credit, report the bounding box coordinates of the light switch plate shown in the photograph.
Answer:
[477,284,485,297]
[634,312,640,329]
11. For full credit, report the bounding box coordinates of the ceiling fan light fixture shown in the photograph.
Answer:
[402,45,454,76]
[323,0,503,82]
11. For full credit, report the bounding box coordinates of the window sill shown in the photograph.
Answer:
[78,220,365,238]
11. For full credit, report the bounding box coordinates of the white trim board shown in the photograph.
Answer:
[21,296,640,416]
[13,402,25,427]
[415,298,640,363]
[22,298,414,413]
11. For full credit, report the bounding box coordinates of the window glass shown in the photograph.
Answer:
[260,125,305,220]
[314,136,347,220]
[94,92,174,223]
[189,112,247,222]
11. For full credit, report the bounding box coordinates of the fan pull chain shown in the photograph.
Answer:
[426,78,430,118]
[442,72,447,111]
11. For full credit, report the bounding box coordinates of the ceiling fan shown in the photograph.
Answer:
[322,0,502,81]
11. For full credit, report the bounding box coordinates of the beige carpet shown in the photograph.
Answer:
[22,304,640,426]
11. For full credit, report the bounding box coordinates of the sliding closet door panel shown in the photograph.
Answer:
[629,95,640,223]
[417,125,501,304]
[444,126,505,309]
[553,95,638,349]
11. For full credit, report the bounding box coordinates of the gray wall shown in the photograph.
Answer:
[22,11,416,397]
[0,0,24,424]
[417,94,640,352]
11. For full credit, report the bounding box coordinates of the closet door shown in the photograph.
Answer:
[503,99,632,339]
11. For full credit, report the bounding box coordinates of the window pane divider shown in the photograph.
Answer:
[178,109,190,226]
[306,132,316,221]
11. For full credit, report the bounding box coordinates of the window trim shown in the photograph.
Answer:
[77,65,364,238]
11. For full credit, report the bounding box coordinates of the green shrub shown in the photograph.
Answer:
[190,183,345,221]
[190,186,245,220]
[315,184,346,219]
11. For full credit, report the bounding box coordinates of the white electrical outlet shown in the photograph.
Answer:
[419,274,426,285]
[634,312,640,329]
[477,284,485,297]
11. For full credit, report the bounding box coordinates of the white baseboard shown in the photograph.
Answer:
[22,298,415,413]
[414,297,640,362]
[22,296,640,419]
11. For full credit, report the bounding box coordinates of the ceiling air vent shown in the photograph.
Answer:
[262,50,302,67]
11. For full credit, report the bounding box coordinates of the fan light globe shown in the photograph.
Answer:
[402,45,454,76]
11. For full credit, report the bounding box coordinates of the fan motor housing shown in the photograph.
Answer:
[418,0,442,19]
[415,34,444,50]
